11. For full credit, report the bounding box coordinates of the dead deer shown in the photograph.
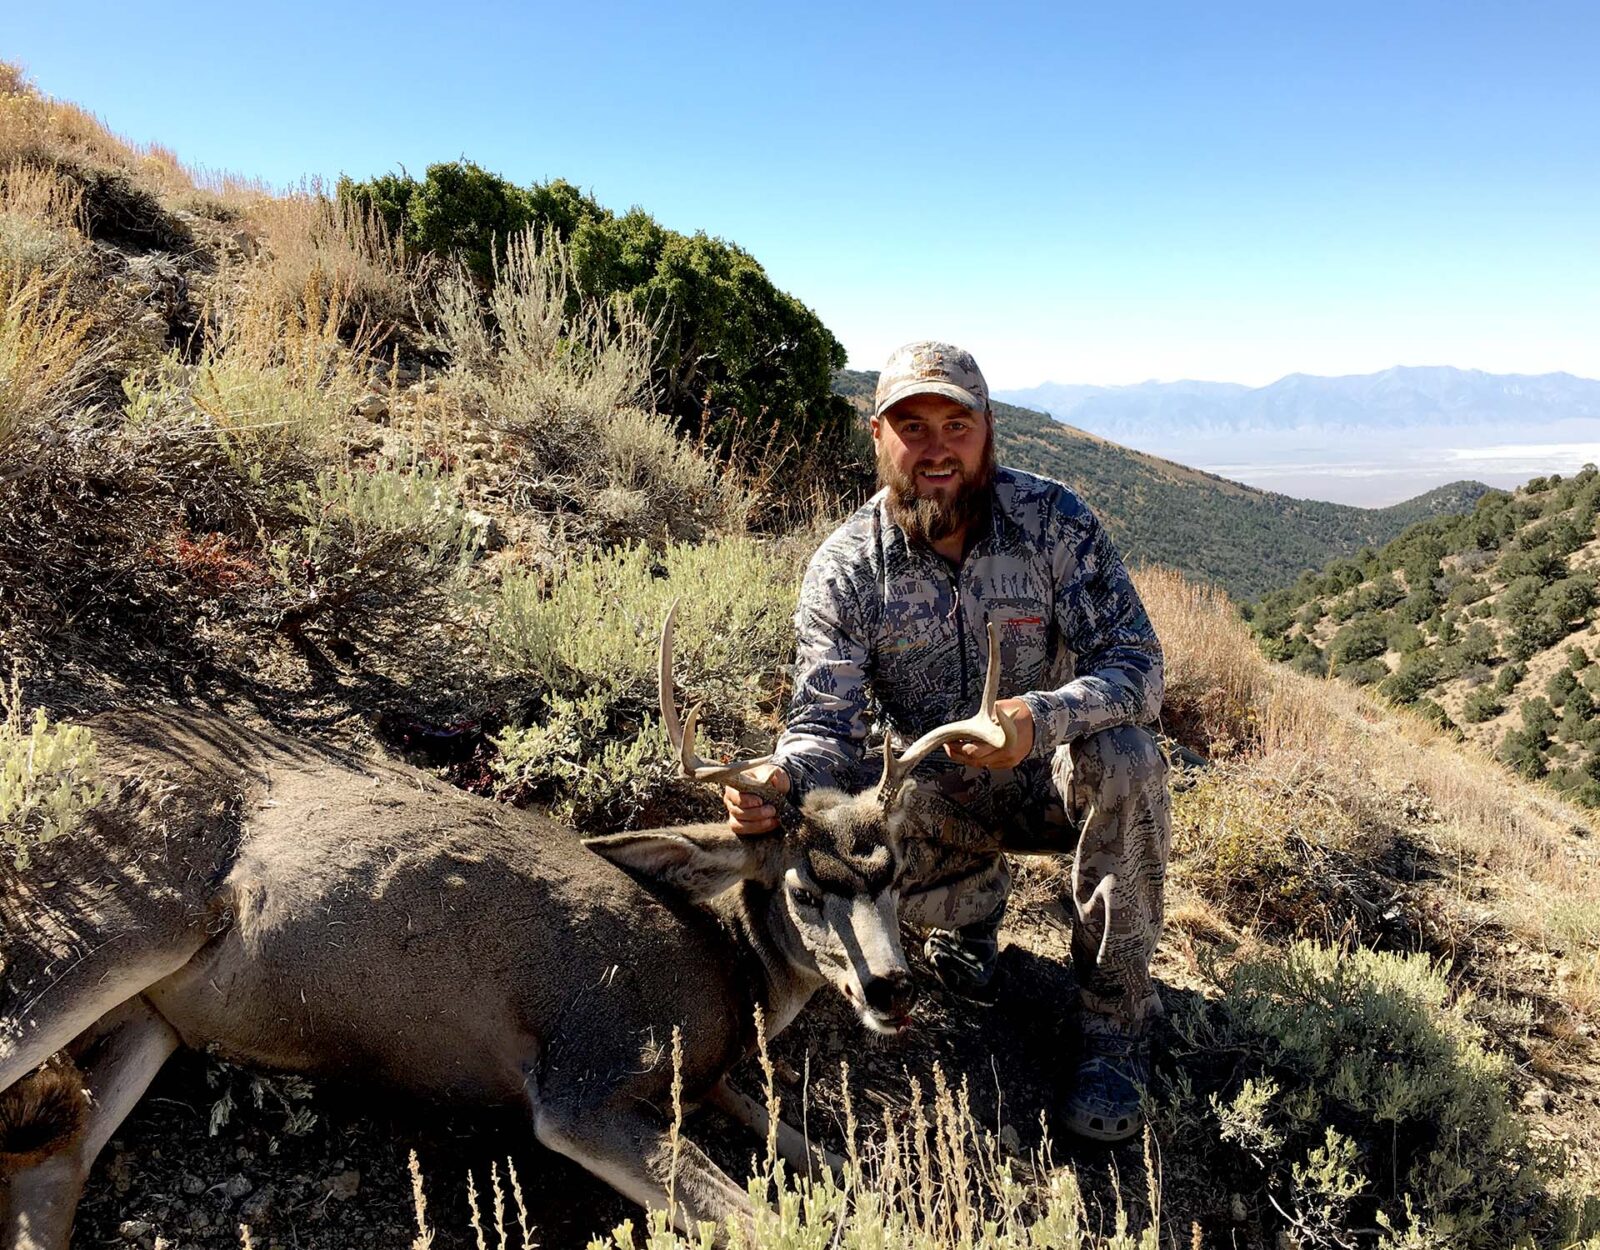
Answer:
[0,612,1015,1248]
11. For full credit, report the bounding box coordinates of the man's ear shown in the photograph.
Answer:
[869,413,881,443]
[584,827,780,901]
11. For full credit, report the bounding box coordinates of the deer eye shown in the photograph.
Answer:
[790,886,822,912]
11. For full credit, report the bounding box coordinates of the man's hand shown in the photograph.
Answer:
[724,763,791,837]
[944,698,1035,769]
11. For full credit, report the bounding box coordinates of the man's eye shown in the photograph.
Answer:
[791,887,822,911]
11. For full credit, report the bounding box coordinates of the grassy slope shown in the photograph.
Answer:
[836,369,1492,599]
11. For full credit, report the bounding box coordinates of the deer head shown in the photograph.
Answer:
[586,605,1016,1035]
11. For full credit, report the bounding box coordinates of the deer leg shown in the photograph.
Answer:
[0,936,203,1097]
[1,999,179,1250]
[706,1079,843,1182]
[533,1096,753,1245]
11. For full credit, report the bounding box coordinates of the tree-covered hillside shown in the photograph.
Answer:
[836,370,1492,599]
[1247,467,1600,804]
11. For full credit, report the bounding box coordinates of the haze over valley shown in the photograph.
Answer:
[994,366,1600,506]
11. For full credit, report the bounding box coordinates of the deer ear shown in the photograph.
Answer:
[584,828,779,901]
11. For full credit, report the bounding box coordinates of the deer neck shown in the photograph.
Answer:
[711,882,823,1042]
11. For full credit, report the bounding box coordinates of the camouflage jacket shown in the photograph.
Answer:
[773,466,1164,798]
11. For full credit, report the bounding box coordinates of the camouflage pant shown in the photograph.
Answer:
[895,724,1172,1031]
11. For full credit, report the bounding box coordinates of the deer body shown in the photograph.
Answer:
[1,612,1012,1248]
[0,708,906,1248]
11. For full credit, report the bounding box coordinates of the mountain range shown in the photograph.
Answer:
[993,366,1600,441]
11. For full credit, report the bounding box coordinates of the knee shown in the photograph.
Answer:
[1057,726,1167,793]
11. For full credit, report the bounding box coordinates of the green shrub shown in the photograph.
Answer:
[1495,662,1527,696]
[269,453,479,639]
[1,675,104,868]
[1500,727,1548,780]
[1296,600,1326,630]
[1157,943,1549,1249]
[1446,577,1489,609]
[1340,658,1389,686]
[1547,667,1579,708]
[1460,688,1503,724]
[1289,646,1327,678]
[1329,618,1388,669]
[489,536,802,825]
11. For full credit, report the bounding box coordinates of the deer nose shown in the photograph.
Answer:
[864,971,918,1019]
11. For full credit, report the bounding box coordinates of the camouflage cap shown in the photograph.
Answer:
[874,341,990,419]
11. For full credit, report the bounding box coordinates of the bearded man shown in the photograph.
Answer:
[724,341,1171,1144]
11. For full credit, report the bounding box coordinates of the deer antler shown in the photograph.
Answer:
[875,620,1017,806]
[659,602,788,804]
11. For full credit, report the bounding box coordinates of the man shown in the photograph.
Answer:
[724,341,1171,1144]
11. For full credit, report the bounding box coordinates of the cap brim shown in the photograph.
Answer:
[874,380,987,419]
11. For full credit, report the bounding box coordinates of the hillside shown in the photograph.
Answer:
[3,65,1600,1250]
[837,369,1492,599]
[1248,467,1600,806]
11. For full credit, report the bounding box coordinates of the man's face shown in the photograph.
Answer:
[872,393,995,546]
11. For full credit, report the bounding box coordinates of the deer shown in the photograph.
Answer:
[0,610,1016,1249]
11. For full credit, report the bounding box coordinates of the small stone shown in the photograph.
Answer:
[1230,1193,1247,1222]
[354,394,389,420]
[118,1220,154,1242]
[997,1123,1022,1156]
[324,1169,361,1200]
[180,1174,205,1195]
[464,510,504,551]
[1522,1086,1554,1112]
[220,1174,254,1200]
[239,1184,276,1226]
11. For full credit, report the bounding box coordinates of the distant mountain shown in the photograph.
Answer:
[834,370,1494,599]
[994,366,1600,440]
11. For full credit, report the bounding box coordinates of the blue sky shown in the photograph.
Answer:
[8,2,1598,387]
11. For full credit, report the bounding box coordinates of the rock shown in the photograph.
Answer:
[1522,1085,1554,1112]
[997,1123,1022,1157]
[180,1174,205,1195]
[465,510,504,551]
[219,1174,254,1200]
[1230,1193,1247,1222]
[239,1184,276,1226]
[324,1169,361,1200]
[354,394,389,421]
[118,1220,154,1242]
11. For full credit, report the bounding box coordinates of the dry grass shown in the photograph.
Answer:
[1137,563,1600,978]
[1,62,198,201]
[235,183,421,342]
[437,226,744,542]
[0,255,109,462]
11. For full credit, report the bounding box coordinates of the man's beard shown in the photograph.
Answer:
[878,435,996,549]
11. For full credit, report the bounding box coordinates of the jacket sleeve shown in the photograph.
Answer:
[1019,508,1164,759]
[772,551,873,798]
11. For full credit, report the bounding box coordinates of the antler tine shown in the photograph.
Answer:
[658,602,777,793]
[876,621,1017,804]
